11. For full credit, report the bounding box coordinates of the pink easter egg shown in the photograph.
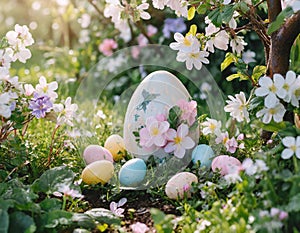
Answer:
[211,155,241,176]
[83,145,114,165]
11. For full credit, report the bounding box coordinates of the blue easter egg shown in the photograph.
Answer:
[119,158,147,186]
[192,144,215,168]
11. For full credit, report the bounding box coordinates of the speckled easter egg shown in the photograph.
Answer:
[118,158,147,187]
[192,144,215,168]
[165,172,198,199]
[123,70,199,159]
[104,134,126,161]
[81,160,114,185]
[83,145,114,165]
[211,155,242,176]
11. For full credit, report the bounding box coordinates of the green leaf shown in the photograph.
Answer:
[150,209,174,233]
[267,7,294,35]
[287,193,300,212]
[221,53,237,71]
[39,210,73,229]
[168,105,181,129]
[8,212,36,233]
[0,209,9,233]
[226,73,240,81]
[255,120,287,132]
[31,166,75,194]
[221,5,234,24]
[39,198,62,212]
[197,4,207,14]
[85,208,121,225]
[252,65,266,83]
[72,213,96,229]
[290,34,300,73]
[234,1,249,14]
[208,8,222,27]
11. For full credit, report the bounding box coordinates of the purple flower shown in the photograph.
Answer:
[163,18,187,38]
[29,93,53,119]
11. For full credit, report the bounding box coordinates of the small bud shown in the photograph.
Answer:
[295,113,300,129]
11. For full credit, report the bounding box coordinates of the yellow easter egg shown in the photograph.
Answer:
[81,160,114,185]
[104,134,126,161]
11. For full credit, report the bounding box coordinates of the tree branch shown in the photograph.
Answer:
[267,11,300,76]
[267,0,282,22]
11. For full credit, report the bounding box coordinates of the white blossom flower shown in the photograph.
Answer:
[242,158,268,177]
[5,24,34,63]
[54,97,78,126]
[205,17,220,36]
[35,76,58,101]
[200,82,212,99]
[24,84,35,96]
[0,92,12,118]
[224,173,242,184]
[242,50,256,64]
[224,91,250,122]
[255,76,285,108]
[152,0,167,9]
[137,1,151,20]
[79,13,91,28]
[6,24,34,47]
[96,110,106,119]
[176,50,209,70]
[167,0,188,17]
[230,35,247,55]
[201,118,222,136]
[0,49,12,69]
[170,33,200,53]
[205,30,229,53]
[5,47,32,63]
[256,102,286,124]
[281,70,297,103]
[281,136,300,159]
[289,74,300,107]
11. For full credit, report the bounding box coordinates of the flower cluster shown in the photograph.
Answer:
[201,118,244,154]
[104,0,150,42]
[255,71,300,124]
[169,15,247,70]
[0,25,78,142]
[138,99,197,158]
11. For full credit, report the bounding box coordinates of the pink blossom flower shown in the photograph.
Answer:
[215,131,239,153]
[53,185,84,199]
[139,116,170,148]
[110,198,127,217]
[130,222,149,233]
[183,184,190,192]
[164,124,195,158]
[131,47,140,59]
[147,25,158,37]
[177,99,197,126]
[99,39,118,56]
[156,113,167,122]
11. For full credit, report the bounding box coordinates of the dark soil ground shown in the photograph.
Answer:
[83,189,180,232]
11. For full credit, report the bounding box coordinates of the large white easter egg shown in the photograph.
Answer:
[165,172,198,199]
[81,160,114,185]
[83,145,114,165]
[118,158,147,187]
[123,70,199,159]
